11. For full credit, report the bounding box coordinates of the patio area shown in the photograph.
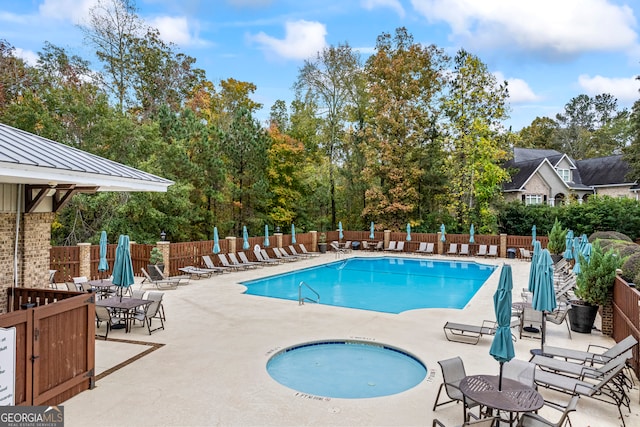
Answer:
[63,251,639,427]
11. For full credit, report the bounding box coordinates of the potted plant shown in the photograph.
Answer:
[547,218,567,263]
[148,247,165,280]
[569,242,622,333]
[318,233,327,254]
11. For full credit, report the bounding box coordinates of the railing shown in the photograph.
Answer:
[612,276,640,377]
[298,281,319,305]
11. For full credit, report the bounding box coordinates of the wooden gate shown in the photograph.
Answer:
[0,288,95,405]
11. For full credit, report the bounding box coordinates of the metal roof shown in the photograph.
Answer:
[0,123,173,192]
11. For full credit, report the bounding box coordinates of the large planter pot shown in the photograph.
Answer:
[318,243,327,254]
[568,300,599,333]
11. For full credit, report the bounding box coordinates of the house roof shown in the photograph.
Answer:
[576,155,633,186]
[0,123,173,192]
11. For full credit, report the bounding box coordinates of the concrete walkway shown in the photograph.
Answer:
[63,251,639,426]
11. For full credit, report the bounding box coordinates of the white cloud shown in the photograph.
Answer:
[410,0,638,56]
[578,74,640,103]
[39,0,97,24]
[250,20,328,60]
[150,16,193,46]
[14,48,39,66]
[494,72,541,104]
[361,0,405,18]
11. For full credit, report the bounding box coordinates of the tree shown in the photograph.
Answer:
[518,117,561,150]
[362,28,448,229]
[294,43,362,230]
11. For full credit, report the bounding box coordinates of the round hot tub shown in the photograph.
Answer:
[266,340,427,399]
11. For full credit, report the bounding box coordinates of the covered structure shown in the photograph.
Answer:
[0,123,173,313]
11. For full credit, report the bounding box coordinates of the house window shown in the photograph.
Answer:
[557,168,570,182]
[525,194,543,205]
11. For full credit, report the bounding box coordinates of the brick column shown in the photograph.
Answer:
[500,234,507,258]
[157,241,170,267]
[78,243,91,279]
[310,231,317,249]
[600,301,614,336]
[275,233,283,248]
[384,230,390,250]
[226,236,236,254]
[22,212,55,288]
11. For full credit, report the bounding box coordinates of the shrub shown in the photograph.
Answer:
[621,252,640,283]
[149,247,164,265]
[612,242,640,259]
[575,242,623,306]
[547,218,567,255]
[589,231,632,242]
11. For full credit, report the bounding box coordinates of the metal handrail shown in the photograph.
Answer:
[298,281,320,305]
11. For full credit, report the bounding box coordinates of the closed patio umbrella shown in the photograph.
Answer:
[582,242,592,264]
[563,230,574,259]
[338,221,344,240]
[440,224,446,242]
[573,236,582,274]
[112,234,134,301]
[370,222,375,240]
[213,227,220,254]
[469,224,475,244]
[528,241,542,293]
[406,223,411,241]
[242,226,250,250]
[98,230,109,278]
[489,264,515,391]
[532,225,537,246]
[264,225,270,247]
[291,224,296,244]
[532,249,557,347]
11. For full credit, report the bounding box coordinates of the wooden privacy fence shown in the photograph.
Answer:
[0,288,95,406]
[612,277,640,378]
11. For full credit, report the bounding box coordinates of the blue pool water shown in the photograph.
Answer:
[267,340,427,399]
[242,257,496,313]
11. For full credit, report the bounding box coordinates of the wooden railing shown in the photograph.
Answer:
[612,276,640,377]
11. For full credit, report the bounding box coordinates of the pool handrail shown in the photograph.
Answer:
[298,281,320,305]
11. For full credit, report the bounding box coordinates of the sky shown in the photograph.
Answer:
[1,0,640,131]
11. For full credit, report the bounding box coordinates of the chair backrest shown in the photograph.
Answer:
[426,242,434,253]
[387,241,396,250]
[396,241,404,251]
[202,255,215,269]
[260,249,271,260]
[437,356,467,398]
[289,245,300,255]
[417,242,427,251]
[602,334,638,359]
[132,290,146,299]
[254,248,263,260]
[362,241,370,249]
[546,303,569,325]
[272,248,284,258]
[141,268,154,282]
[488,245,498,255]
[523,306,543,325]
[95,306,112,322]
[376,241,383,249]
[73,276,88,291]
[330,242,340,251]
[460,244,469,254]
[228,253,241,265]
[299,244,310,253]
[218,253,231,266]
[448,243,457,253]
[478,245,487,255]
[503,359,535,388]
[344,241,352,249]
[239,252,252,263]
[595,349,633,375]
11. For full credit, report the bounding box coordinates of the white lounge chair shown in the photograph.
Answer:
[238,251,265,267]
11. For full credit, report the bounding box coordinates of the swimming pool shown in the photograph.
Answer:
[241,257,496,313]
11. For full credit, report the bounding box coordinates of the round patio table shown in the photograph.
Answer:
[460,374,544,426]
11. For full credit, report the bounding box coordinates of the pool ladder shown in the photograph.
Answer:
[298,281,320,305]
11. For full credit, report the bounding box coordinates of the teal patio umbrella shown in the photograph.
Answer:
[406,223,411,241]
[563,230,574,259]
[573,236,582,274]
[98,230,109,277]
[369,222,375,240]
[528,241,542,293]
[264,225,270,247]
[532,249,557,346]
[489,264,515,390]
[531,225,537,246]
[582,242,592,264]
[242,226,250,250]
[291,224,297,244]
[469,224,475,244]
[440,224,446,242]
[212,227,220,254]
[338,221,344,240]
[112,234,134,300]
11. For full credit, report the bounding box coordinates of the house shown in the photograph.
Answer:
[0,123,173,312]
[502,148,638,205]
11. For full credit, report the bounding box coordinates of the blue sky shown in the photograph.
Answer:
[1,0,640,131]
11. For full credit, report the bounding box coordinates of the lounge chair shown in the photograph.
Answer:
[288,245,311,259]
[272,247,298,262]
[374,241,384,251]
[152,265,190,284]
[519,248,532,261]
[531,348,633,381]
[385,241,397,251]
[330,242,346,254]
[228,253,258,269]
[259,249,282,264]
[238,251,264,267]
[542,335,638,366]
[414,242,427,254]
[477,245,488,256]
[394,241,405,252]
[283,246,306,259]
[361,241,371,251]
[178,266,214,278]
[446,243,458,255]
[459,244,470,256]
[487,245,498,257]
[433,356,482,421]
[298,244,320,257]
[342,241,353,252]
[534,363,630,426]
[201,255,231,273]
[443,320,497,345]
[141,268,181,290]
[218,253,246,270]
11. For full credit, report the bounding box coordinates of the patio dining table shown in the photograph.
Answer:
[88,279,116,299]
[460,374,544,426]
[96,296,151,333]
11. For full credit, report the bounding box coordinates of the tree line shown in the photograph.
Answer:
[1,0,639,245]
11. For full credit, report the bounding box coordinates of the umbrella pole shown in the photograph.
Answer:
[541,313,546,348]
[498,361,504,391]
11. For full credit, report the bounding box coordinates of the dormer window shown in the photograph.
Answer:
[557,168,570,182]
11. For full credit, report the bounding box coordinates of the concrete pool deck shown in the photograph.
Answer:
[64,251,639,426]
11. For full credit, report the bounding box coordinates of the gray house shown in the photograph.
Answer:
[503,148,638,205]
